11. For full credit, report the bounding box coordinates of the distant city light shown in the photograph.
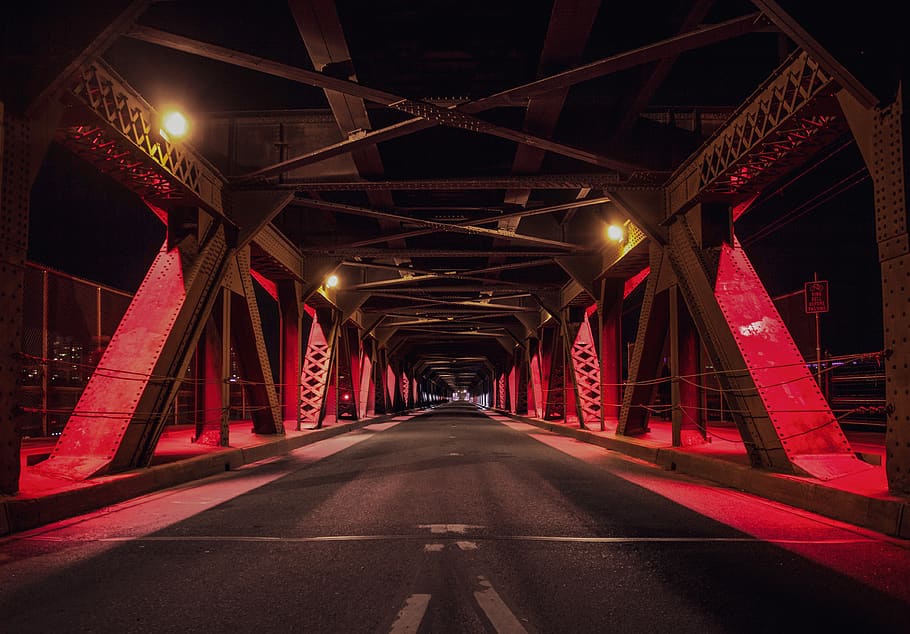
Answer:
[325,274,339,289]
[161,110,188,140]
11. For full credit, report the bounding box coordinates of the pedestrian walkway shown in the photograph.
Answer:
[488,410,907,539]
[3,407,908,541]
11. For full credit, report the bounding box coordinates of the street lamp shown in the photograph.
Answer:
[325,274,339,289]
[159,109,189,141]
[606,224,625,243]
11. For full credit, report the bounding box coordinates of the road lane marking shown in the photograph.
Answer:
[424,543,444,552]
[456,541,478,550]
[75,535,875,545]
[418,524,484,534]
[474,576,527,633]
[389,593,431,633]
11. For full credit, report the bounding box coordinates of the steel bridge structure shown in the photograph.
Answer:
[1,1,907,498]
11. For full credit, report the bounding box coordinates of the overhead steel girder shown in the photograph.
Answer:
[38,214,234,480]
[332,196,612,249]
[125,26,641,177]
[244,174,635,191]
[292,198,588,251]
[22,0,152,115]
[751,0,878,108]
[612,0,715,138]
[61,60,225,213]
[59,59,304,284]
[664,50,845,219]
[139,13,766,180]
[501,0,603,215]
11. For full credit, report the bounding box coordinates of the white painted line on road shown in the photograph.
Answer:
[424,543,444,552]
[83,534,875,545]
[456,541,477,550]
[418,524,484,534]
[363,421,405,432]
[389,593,431,633]
[447,452,463,456]
[474,576,527,633]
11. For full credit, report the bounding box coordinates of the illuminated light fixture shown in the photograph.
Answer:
[325,274,339,289]
[606,224,625,243]
[160,109,189,141]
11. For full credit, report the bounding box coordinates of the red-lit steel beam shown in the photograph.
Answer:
[231,248,283,434]
[619,243,670,435]
[569,312,602,430]
[278,281,304,424]
[38,218,233,480]
[666,212,866,480]
[668,285,705,446]
[299,308,337,429]
[598,279,624,426]
[194,291,230,446]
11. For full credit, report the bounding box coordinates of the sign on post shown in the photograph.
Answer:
[805,280,829,314]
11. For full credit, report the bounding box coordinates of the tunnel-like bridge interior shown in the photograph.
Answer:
[1,1,907,501]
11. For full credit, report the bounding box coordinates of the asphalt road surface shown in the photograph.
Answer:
[2,402,909,633]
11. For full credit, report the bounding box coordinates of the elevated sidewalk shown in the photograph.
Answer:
[2,407,908,540]
[492,410,909,539]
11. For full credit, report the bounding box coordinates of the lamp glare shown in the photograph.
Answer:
[162,111,188,139]
[607,225,624,242]
[326,274,339,289]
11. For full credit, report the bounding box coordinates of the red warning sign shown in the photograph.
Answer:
[805,280,829,314]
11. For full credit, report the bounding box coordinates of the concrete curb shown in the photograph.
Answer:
[0,412,408,537]
[496,411,910,539]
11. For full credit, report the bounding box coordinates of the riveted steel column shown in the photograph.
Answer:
[231,248,283,435]
[334,324,357,420]
[358,339,373,418]
[669,285,705,446]
[0,106,30,494]
[619,243,670,436]
[542,325,566,420]
[193,292,229,446]
[39,210,233,480]
[567,308,601,430]
[515,344,529,415]
[528,337,544,418]
[278,280,303,427]
[840,85,910,493]
[667,206,863,479]
[372,342,388,415]
[598,279,624,429]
